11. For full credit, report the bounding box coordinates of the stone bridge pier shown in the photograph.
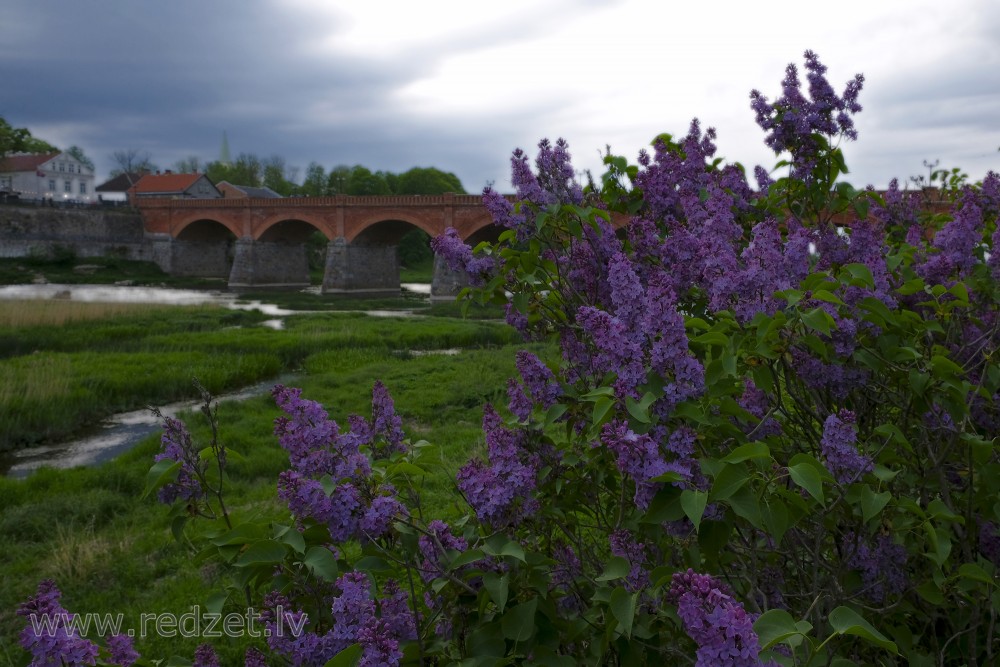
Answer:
[228,237,310,291]
[321,237,400,297]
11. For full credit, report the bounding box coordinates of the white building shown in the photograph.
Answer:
[0,152,97,202]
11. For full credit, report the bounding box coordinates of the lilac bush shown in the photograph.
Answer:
[21,50,1000,666]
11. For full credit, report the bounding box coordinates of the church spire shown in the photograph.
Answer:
[220,131,231,166]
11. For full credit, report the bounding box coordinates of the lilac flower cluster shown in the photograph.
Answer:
[429,227,496,286]
[417,519,470,583]
[262,574,416,667]
[456,405,540,527]
[737,379,782,440]
[506,350,562,421]
[244,647,268,667]
[106,634,140,667]
[17,580,99,667]
[667,569,770,667]
[192,643,220,667]
[609,529,651,592]
[843,532,908,603]
[601,421,697,510]
[820,410,872,484]
[979,520,1000,566]
[917,189,985,285]
[153,415,205,504]
[273,385,405,542]
[750,50,863,180]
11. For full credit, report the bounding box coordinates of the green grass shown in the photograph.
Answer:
[0,303,519,450]
[0,310,554,662]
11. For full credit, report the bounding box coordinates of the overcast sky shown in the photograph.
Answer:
[2,0,998,193]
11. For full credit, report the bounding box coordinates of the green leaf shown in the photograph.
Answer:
[722,442,770,464]
[449,548,486,571]
[610,587,638,638]
[842,263,875,288]
[710,463,750,502]
[501,598,538,642]
[482,572,509,612]
[801,307,835,336]
[303,546,339,581]
[142,459,181,500]
[235,540,287,567]
[754,609,802,649]
[324,644,362,667]
[592,396,615,426]
[354,555,392,573]
[205,590,228,616]
[861,486,891,524]
[788,463,824,504]
[680,490,709,532]
[958,563,995,586]
[597,556,631,582]
[828,606,898,653]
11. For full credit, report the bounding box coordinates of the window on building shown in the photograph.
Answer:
[79,182,87,195]
[64,180,71,193]
[59,163,65,172]
[0,176,11,191]
[48,179,55,192]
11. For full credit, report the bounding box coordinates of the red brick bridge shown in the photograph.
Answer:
[135,194,510,298]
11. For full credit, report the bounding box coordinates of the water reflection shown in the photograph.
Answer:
[1,378,292,478]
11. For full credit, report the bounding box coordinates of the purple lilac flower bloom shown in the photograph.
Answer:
[750,51,864,182]
[17,580,99,667]
[370,380,406,455]
[359,493,405,539]
[358,617,403,667]
[979,520,1000,566]
[330,573,376,648]
[379,579,418,641]
[456,405,540,527]
[418,520,469,583]
[918,191,984,285]
[106,634,140,667]
[609,529,650,592]
[506,377,534,422]
[514,350,562,409]
[430,227,495,286]
[820,410,872,484]
[154,416,204,504]
[193,644,220,667]
[577,305,645,398]
[668,569,770,667]
[602,420,682,510]
[843,532,908,603]
[260,592,335,667]
[244,647,268,667]
[737,379,782,440]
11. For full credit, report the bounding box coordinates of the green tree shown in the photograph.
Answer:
[396,166,465,194]
[327,165,351,194]
[345,165,390,195]
[0,117,57,159]
[300,162,327,196]
[65,145,95,171]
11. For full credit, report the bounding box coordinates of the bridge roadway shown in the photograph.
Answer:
[135,193,506,299]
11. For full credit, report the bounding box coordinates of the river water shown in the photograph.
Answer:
[0,283,433,477]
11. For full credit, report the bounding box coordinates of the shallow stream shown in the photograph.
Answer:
[0,283,433,476]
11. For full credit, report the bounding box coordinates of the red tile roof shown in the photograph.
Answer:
[0,152,60,173]
[131,173,205,194]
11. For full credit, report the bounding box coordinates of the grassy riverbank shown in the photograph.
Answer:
[0,300,515,450]
[0,299,546,662]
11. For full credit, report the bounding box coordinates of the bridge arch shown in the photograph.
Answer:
[346,212,437,243]
[173,215,241,239]
[256,214,332,241]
